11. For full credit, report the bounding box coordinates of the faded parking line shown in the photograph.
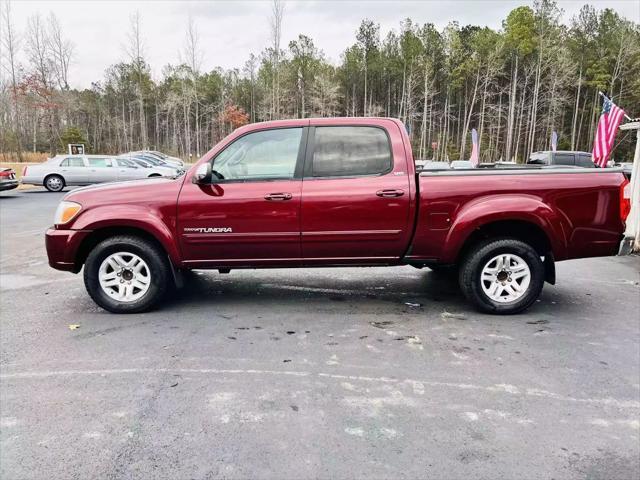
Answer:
[2,367,638,410]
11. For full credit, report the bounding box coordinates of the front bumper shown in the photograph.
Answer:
[45,228,92,272]
[0,179,19,191]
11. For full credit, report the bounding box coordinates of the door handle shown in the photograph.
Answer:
[376,189,405,198]
[264,192,293,201]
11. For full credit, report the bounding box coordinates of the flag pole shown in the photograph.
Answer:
[598,91,633,122]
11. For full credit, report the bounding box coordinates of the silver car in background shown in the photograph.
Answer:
[128,151,185,170]
[117,155,180,177]
[21,154,177,192]
[118,152,185,172]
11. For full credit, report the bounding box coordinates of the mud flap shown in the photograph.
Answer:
[168,256,185,289]
[544,253,556,285]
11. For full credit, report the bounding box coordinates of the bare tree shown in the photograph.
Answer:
[270,0,284,119]
[26,14,53,88]
[244,54,258,123]
[126,11,148,149]
[26,13,60,153]
[182,15,203,156]
[47,13,73,90]
[1,0,23,160]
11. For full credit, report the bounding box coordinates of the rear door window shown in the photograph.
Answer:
[553,153,575,166]
[61,157,85,167]
[87,157,111,167]
[576,154,595,168]
[310,126,392,177]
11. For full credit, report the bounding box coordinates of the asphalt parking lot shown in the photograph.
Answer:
[1,187,639,479]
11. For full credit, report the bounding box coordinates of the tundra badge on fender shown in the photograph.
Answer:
[184,227,233,233]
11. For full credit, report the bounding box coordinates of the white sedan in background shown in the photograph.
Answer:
[21,154,178,192]
[116,156,179,177]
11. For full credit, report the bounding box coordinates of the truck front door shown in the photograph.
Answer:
[300,123,412,263]
[177,127,306,266]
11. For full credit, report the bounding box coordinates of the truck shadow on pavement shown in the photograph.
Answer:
[157,267,582,320]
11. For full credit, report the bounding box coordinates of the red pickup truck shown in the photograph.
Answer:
[46,117,631,315]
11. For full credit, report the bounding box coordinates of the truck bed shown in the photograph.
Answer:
[407,167,627,264]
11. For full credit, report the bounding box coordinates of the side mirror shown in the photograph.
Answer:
[192,162,212,184]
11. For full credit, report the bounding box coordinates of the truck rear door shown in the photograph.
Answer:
[300,122,412,263]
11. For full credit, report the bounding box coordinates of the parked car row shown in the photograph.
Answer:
[527,150,595,168]
[20,151,185,192]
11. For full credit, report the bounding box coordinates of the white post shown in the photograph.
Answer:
[619,121,640,254]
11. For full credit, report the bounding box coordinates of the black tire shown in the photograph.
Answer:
[148,174,161,178]
[44,174,65,192]
[83,235,170,313]
[458,238,545,315]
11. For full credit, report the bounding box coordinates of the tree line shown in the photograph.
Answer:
[1,0,638,163]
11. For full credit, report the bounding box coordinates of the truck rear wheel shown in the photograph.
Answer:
[459,238,545,315]
[83,235,170,313]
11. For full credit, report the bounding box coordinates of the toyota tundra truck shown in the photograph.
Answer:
[45,117,632,314]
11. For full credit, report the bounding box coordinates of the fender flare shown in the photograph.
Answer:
[71,205,182,266]
[441,194,569,263]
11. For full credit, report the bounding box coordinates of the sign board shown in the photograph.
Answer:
[68,144,85,155]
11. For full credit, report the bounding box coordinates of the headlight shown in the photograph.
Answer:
[54,201,82,225]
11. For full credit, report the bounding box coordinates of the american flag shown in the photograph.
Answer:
[469,128,479,166]
[592,96,626,168]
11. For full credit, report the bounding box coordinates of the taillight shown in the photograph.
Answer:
[22,166,28,176]
[620,178,631,222]
[0,170,9,177]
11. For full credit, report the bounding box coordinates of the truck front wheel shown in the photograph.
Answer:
[459,238,545,315]
[83,235,170,313]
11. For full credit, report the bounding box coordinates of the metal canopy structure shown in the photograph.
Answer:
[618,121,640,254]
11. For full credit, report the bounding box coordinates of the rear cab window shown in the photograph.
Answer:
[308,126,392,178]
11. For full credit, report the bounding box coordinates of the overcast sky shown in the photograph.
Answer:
[8,0,640,88]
